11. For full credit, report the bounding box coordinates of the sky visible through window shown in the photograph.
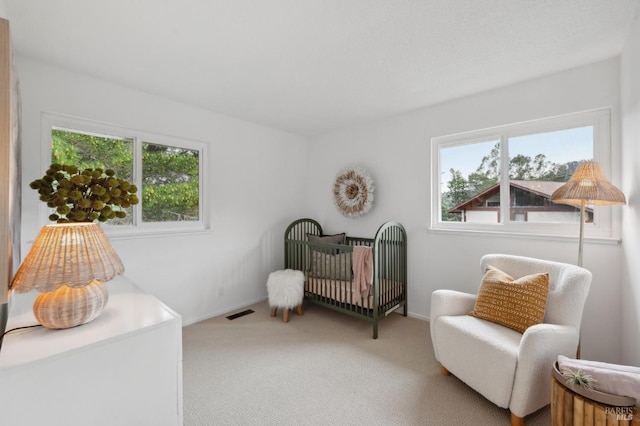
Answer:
[440,126,593,189]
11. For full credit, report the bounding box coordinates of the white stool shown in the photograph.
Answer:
[266,269,304,323]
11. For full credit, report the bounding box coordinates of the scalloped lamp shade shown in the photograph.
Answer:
[551,161,625,267]
[550,161,626,207]
[10,222,124,329]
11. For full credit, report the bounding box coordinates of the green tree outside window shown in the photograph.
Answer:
[52,127,200,224]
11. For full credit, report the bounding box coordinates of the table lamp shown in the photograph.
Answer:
[10,222,124,329]
[551,161,626,267]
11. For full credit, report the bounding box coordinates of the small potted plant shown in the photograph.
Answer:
[561,368,597,390]
[29,163,139,223]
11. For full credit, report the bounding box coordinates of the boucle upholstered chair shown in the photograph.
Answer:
[430,254,592,426]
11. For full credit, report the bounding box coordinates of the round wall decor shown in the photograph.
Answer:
[333,167,374,217]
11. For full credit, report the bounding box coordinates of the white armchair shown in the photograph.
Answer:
[430,254,592,426]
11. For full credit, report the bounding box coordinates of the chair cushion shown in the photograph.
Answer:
[433,315,521,407]
[469,265,549,333]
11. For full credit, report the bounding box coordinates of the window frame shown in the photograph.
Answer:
[430,109,618,240]
[41,113,209,237]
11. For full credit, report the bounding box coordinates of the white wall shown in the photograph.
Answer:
[620,13,640,366]
[15,55,310,325]
[527,212,580,223]
[307,58,624,363]
[465,211,498,223]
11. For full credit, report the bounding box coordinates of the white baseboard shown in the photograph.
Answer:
[183,297,431,326]
[182,296,269,327]
[407,311,429,322]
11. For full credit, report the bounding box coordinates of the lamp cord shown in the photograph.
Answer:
[2,324,42,338]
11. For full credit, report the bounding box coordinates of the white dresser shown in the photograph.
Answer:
[0,276,183,426]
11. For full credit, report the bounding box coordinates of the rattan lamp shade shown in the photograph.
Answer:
[10,222,124,329]
[551,161,626,207]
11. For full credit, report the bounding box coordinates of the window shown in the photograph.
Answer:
[43,114,207,234]
[431,109,616,238]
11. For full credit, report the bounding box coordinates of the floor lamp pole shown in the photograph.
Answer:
[577,199,585,268]
[576,199,587,359]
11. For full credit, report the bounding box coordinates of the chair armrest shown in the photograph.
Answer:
[430,289,477,319]
[429,289,477,363]
[519,323,579,354]
[509,323,580,417]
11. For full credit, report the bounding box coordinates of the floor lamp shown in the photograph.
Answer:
[551,161,625,358]
[551,161,626,267]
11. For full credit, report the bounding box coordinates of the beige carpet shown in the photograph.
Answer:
[182,301,551,425]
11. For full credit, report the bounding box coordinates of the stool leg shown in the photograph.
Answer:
[270,307,277,317]
[296,304,303,316]
[283,309,289,323]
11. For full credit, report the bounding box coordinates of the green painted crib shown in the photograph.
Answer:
[284,218,407,339]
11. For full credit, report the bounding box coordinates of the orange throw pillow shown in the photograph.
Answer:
[469,265,549,333]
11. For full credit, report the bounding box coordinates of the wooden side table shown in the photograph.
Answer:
[551,362,639,426]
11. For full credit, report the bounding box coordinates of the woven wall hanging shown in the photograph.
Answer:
[333,167,374,217]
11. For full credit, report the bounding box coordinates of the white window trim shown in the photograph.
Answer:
[40,112,210,237]
[430,108,620,240]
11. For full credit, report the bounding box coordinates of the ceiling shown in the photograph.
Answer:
[5,0,640,137]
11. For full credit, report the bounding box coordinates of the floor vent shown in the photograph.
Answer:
[226,309,255,320]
